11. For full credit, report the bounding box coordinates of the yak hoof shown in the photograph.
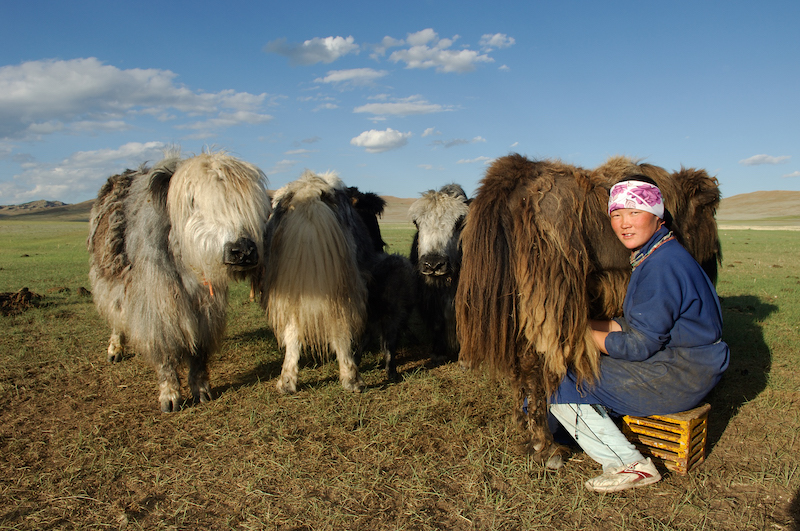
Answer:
[276,377,297,395]
[159,387,182,413]
[342,376,365,393]
[193,389,213,405]
[107,344,123,363]
[160,397,182,413]
[545,454,564,470]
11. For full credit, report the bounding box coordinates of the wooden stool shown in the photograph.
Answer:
[621,403,711,475]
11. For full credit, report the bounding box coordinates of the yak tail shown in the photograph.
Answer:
[457,154,601,394]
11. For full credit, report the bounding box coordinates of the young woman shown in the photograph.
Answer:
[550,176,730,493]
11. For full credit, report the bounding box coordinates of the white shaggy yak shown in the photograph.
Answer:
[88,151,271,412]
[263,171,376,394]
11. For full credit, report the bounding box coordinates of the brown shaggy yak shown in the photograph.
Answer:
[455,153,721,463]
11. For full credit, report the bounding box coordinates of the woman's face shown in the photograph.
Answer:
[609,208,662,251]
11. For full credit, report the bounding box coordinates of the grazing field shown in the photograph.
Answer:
[0,219,798,530]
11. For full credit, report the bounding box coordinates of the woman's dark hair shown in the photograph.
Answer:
[613,174,673,229]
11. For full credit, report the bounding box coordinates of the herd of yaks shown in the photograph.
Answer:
[87,149,722,462]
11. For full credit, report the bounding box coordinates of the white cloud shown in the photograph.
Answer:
[422,127,440,137]
[479,33,515,51]
[267,159,299,175]
[457,156,494,165]
[782,171,800,178]
[285,149,316,155]
[264,35,359,65]
[354,96,447,117]
[350,128,411,153]
[406,29,439,47]
[178,111,274,131]
[1,141,165,204]
[370,36,405,59]
[388,29,493,73]
[431,136,486,148]
[314,68,388,87]
[0,58,272,140]
[739,154,791,165]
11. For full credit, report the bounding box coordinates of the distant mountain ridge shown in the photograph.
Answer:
[1,191,798,225]
[0,199,68,213]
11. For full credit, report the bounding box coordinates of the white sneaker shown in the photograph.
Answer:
[584,457,662,493]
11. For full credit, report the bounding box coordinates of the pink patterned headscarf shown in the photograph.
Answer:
[608,180,664,219]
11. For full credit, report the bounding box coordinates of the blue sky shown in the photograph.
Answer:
[1,0,797,205]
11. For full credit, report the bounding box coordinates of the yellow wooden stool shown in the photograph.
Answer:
[621,403,711,475]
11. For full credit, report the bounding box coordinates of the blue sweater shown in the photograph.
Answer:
[554,226,730,416]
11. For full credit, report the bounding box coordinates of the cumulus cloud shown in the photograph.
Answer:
[388,29,493,73]
[0,58,273,140]
[264,35,359,65]
[479,33,515,51]
[350,128,411,153]
[422,127,440,137]
[739,154,791,165]
[782,170,800,178]
[370,36,405,59]
[315,68,388,87]
[0,141,165,204]
[354,95,447,118]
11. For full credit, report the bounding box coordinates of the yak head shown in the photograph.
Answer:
[166,151,271,286]
[409,184,471,286]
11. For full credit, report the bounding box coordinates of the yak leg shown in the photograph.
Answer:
[381,335,399,382]
[515,353,568,468]
[107,330,126,363]
[188,352,213,405]
[157,363,182,413]
[332,336,365,393]
[276,322,301,394]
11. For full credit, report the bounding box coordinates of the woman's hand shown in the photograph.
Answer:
[588,319,621,354]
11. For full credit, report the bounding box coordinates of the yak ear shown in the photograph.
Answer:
[147,158,178,212]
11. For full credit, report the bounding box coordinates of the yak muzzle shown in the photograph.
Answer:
[223,237,259,269]
[419,254,451,277]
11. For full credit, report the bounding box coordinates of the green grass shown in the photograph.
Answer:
[1,220,799,530]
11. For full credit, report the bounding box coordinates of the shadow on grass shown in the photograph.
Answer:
[215,326,442,396]
[704,294,778,450]
[791,487,800,531]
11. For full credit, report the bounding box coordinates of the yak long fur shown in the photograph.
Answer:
[263,171,379,393]
[88,150,271,412]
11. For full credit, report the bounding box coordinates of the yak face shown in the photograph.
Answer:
[409,184,470,285]
[166,152,271,283]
